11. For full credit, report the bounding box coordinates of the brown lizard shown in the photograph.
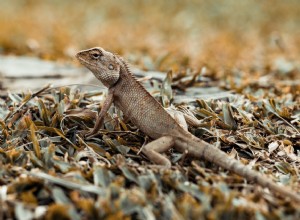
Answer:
[76,47,300,202]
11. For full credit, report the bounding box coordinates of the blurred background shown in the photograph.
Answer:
[1,0,300,73]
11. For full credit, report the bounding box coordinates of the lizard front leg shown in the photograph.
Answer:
[142,136,174,167]
[86,88,115,137]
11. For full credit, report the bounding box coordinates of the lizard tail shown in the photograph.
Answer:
[185,138,300,202]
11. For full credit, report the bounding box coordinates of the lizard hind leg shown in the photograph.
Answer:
[142,136,175,168]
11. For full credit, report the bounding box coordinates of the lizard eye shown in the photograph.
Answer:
[91,53,100,59]
[108,64,114,70]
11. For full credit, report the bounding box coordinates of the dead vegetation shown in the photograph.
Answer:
[0,1,300,219]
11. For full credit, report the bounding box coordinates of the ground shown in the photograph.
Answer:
[0,1,300,219]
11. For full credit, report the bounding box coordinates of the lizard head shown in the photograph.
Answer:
[76,47,121,87]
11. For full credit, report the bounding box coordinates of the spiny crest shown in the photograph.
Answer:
[117,55,137,79]
[112,52,132,75]
[122,59,132,74]
[118,55,158,98]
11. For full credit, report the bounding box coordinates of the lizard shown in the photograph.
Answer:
[76,47,300,203]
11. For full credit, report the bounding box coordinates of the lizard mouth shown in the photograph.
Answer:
[76,55,98,68]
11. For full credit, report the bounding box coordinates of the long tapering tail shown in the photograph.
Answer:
[184,137,300,202]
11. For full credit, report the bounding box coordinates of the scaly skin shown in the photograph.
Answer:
[76,47,300,203]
